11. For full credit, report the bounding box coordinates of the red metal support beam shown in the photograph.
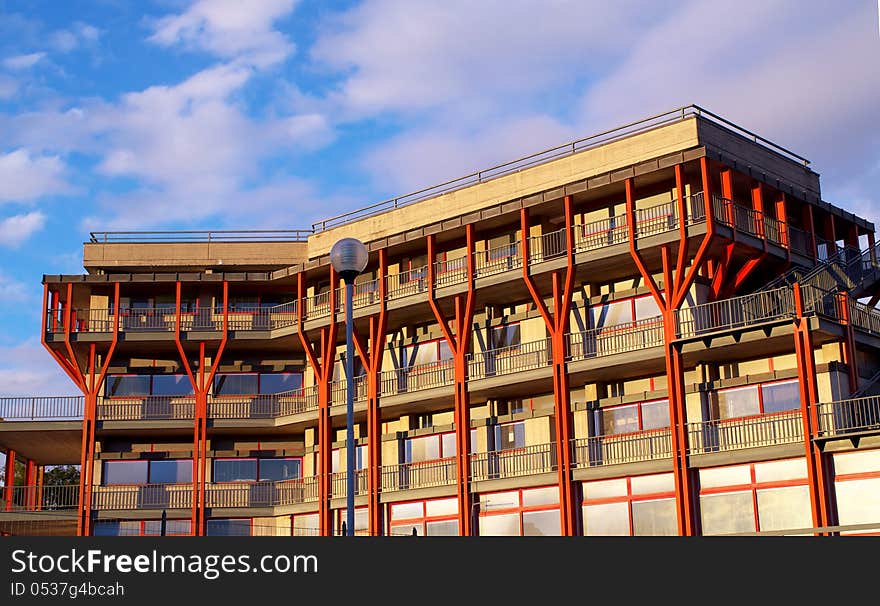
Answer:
[520,197,577,534]
[427,225,475,535]
[837,291,859,394]
[752,182,767,248]
[297,269,339,536]
[351,250,388,535]
[3,449,14,512]
[24,459,36,510]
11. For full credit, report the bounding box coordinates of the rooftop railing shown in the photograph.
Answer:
[687,411,803,455]
[381,458,457,492]
[88,230,312,243]
[312,105,810,232]
[816,396,880,438]
[570,429,673,468]
[470,443,556,481]
[0,396,83,421]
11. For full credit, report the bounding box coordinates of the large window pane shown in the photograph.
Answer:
[630,473,674,495]
[756,486,812,532]
[390,502,423,520]
[149,460,192,484]
[150,375,193,396]
[426,520,458,536]
[259,373,302,394]
[213,374,259,396]
[522,486,559,507]
[480,491,519,511]
[761,381,800,413]
[105,376,150,397]
[441,433,456,458]
[425,498,458,517]
[391,522,423,536]
[411,343,438,366]
[834,478,880,530]
[699,492,755,535]
[406,436,440,463]
[601,404,639,435]
[523,510,561,536]
[698,465,751,489]
[103,461,148,485]
[583,502,629,536]
[641,400,670,430]
[591,300,633,330]
[632,499,677,535]
[479,513,520,536]
[583,478,627,500]
[635,296,662,322]
[833,449,880,475]
[144,519,191,536]
[259,458,301,481]
[753,458,807,483]
[717,386,760,419]
[293,513,320,536]
[495,422,525,450]
[206,519,251,536]
[213,459,257,483]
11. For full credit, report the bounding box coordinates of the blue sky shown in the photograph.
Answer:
[0,0,877,396]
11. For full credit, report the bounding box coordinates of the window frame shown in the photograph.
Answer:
[212,457,303,484]
[388,498,459,536]
[715,379,800,422]
[581,473,677,536]
[598,398,670,437]
[101,459,193,486]
[478,486,561,536]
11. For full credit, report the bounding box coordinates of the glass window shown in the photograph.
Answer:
[479,491,519,511]
[630,473,675,495]
[206,519,251,536]
[103,461,148,485]
[410,342,438,366]
[634,296,662,321]
[717,386,760,418]
[753,458,807,483]
[641,400,670,430]
[425,498,458,517]
[391,522,423,536]
[756,486,812,532]
[332,446,366,473]
[213,459,257,483]
[699,491,755,535]
[293,513,320,536]
[439,341,453,361]
[834,477,880,529]
[521,487,559,507]
[492,324,520,349]
[584,502,630,536]
[259,373,303,394]
[105,376,150,397]
[698,465,752,489]
[150,375,193,396]
[441,433,456,458]
[406,436,440,463]
[601,404,639,435]
[591,300,633,330]
[259,458,301,481]
[833,449,880,475]
[426,520,458,536]
[479,513,520,536]
[522,510,561,536]
[632,499,677,535]
[583,478,628,500]
[213,374,259,396]
[149,460,192,484]
[390,502,423,520]
[495,422,525,450]
[93,520,142,536]
[144,519,192,536]
[761,381,800,413]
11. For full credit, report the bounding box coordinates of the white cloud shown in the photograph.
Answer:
[0,74,17,99]
[0,150,70,203]
[149,0,299,68]
[3,52,46,70]
[0,339,75,396]
[0,272,28,302]
[0,211,46,247]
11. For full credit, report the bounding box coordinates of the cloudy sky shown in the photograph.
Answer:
[0,0,878,396]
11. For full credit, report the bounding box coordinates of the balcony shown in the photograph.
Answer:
[205,477,319,508]
[675,287,796,339]
[207,387,319,419]
[330,375,368,405]
[571,428,673,468]
[97,396,195,421]
[687,411,803,455]
[91,483,193,510]
[470,443,556,481]
[1,484,79,511]
[469,339,551,380]
[381,458,457,492]
[566,318,665,361]
[380,358,455,397]
[816,396,880,438]
[330,470,369,498]
[0,396,83,421]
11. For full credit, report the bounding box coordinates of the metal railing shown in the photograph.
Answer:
[0,396,83,421]
[381,458,457,492]
[848,299,880,336]
[303,291,333,321]
[817,396,880,437]
[475,241,522,278]
[469,338,551,380]
[571,429,673,468]
[566,317,665,361]
[330,469,369,497]
[470,443,556,481]
[527,228,567,263]
[207,386,319,418]
[1,484,79,511]
[91,484,194,510]
[380,358,456,396]
[312,105,809,231]
[330,375,368,405]
[675,287,795,338]
[118,307,177,332]
[205,478,319,508]
[687,411,803,454]
[224,302,298,331]
[96,396,195,421]
[88,230,312,243]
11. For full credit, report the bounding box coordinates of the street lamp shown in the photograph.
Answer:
[329,237,369,536]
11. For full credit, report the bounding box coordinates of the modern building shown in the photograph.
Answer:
[2,105,880,537]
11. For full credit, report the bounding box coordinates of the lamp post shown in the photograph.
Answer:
[329,237,369,536]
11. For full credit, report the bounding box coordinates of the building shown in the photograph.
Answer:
[2,105,880,537]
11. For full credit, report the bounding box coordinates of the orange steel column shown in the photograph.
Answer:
[3,449,14,512]
[24,460,36,510]
[427,225,476,535]
[520,198,577,535]
[837,291,859,394]
[41,282,119,535]
[775,191,790,255]
[352,250,388,535]
[175,281,228,536]
[297,269,339,536]
[793,283,831,532]
[625,161,715,536]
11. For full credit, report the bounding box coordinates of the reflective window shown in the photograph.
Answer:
[213,374,259,396]
[699,492,755,535]
[600,400,669,435]
[522,510,560,536]
[717,385,760,418]
[143,519,192,536]
[389,498,459,537]
[206,519,251,536]
[761,380,800,413]
[105,376,150,397]
[584,502,629,536]
[258,458,301,482]
[149,460,192,484]
[426,520,458,536]
[213,459,258,483]
[331,446,366,473]
[479,486,560,537]
[756,486,812,532]
[259,373,303,394]
[491,324,521,350]
[479,513,520,536]
[494,422,525,450]
[103,461,148,485]
[632,499,677,535]
[150,375,193,396]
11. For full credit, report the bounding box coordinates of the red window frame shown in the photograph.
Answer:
[211,372,304,397]
[478,486,560,536]
[101,458,193,486]
[404,338,454,369]
[598,398,671,437]
[581,474,676,536]
[388,498,458,536]
[92,518,194,536]
[404,431,456,464]
[212,457,303,483]
[715,379,800,422]
[589,294,663,332]
[831,450,880,536]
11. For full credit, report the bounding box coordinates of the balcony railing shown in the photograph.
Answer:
[96,396,195,421]
[469,338,551,380]
[381,458,457,492]
[380,358,455,396]
[817,396,880,437]
[687,411,803,455]
[330,469,369,497]
[566,317,664,362]
[224,302,298,331]
[0,396,83,421]
[470,443,556,481]
[571,428,673,468]
[330,375,368,405]
[675,287,795,338]
[205,478,319,508]
[1,484,79,511]
[207,387,319,419]
[119,307,177,332]
[848,299,880,336]
[91,483,193,510]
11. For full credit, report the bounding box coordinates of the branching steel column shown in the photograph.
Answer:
[520,197,577,535]
[297,269,339,536]
[427,225,475,536]
[351,250,388,535]
[793,283,831,532]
